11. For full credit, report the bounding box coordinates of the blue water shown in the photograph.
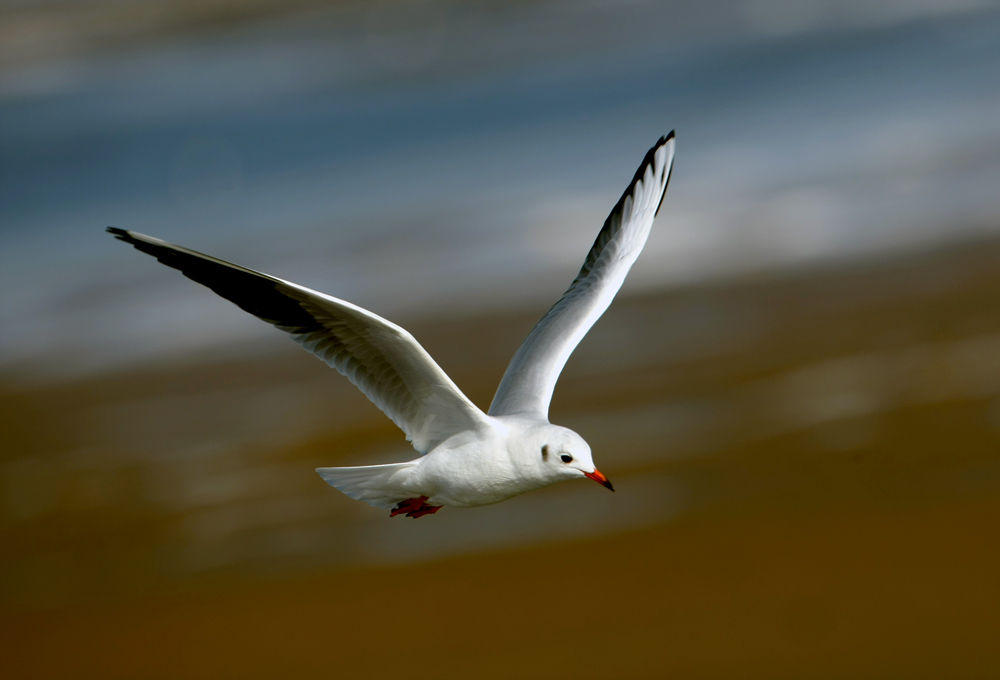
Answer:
[2,2,999,378]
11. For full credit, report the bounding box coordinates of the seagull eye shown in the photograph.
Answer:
[560,453,573,463]
[541,445,549,461]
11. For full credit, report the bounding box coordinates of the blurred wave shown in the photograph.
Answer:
[1,0,999,380]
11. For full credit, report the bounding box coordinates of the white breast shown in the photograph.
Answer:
[415,425,552,507]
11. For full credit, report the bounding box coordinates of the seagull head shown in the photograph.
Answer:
[530,424,614,492]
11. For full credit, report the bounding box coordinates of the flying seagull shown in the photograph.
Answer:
[108,132,675,518]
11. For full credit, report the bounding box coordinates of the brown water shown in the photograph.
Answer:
[3,239,1000,678]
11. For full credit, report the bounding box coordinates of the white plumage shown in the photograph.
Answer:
[109,132,675,518]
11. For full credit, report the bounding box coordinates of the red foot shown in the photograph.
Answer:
[390,496,442,519]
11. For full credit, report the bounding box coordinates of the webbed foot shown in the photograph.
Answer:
[390,496,442,519]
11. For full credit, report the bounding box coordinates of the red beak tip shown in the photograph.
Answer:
[584,469,615,492]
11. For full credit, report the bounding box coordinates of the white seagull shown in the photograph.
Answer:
[108,132,675,518]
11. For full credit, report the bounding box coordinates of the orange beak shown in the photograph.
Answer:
[583,468,615,492]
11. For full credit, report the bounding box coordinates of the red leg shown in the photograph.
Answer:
[407,504,442,519]
[390,496,442,519]
[389,497,424,517]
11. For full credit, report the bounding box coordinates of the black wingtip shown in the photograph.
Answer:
[652,131,675,158]
[650,130,675,151]
[106,226,131,241]
[651,131,676,217]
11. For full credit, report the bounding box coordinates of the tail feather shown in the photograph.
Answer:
[316,461,418,509]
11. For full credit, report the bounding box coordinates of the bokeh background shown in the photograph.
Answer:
[3,0,1000,677]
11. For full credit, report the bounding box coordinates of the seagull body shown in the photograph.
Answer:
[109,132,675,518]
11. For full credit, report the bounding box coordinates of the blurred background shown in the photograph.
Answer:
[2,0,1000,677]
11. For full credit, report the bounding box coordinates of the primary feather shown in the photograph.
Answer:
[107,228,489,453]
[488,132,675,418]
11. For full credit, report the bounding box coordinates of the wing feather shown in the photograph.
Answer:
[107,228,488,452]
[488,132,675,418]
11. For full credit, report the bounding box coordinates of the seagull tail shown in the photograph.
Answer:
[316,461,418,509]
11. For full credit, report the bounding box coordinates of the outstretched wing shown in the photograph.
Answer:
[108,228,489,453]
[488,132,676,418]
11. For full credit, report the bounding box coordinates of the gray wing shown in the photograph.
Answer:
[488,132,676,418]
[108,228,489,453]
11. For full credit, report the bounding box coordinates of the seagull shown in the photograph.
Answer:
[108,132,675,518]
